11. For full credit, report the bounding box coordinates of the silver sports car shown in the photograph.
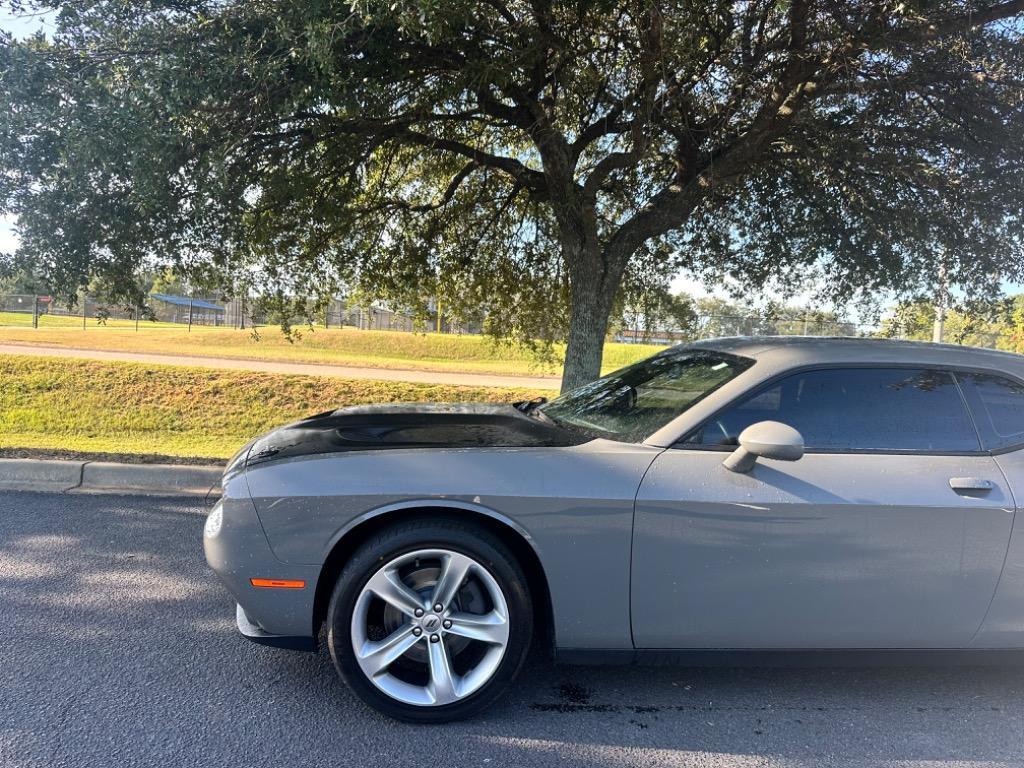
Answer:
[204,337,1024,721]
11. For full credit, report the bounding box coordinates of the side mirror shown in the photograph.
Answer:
[723,421,804,473]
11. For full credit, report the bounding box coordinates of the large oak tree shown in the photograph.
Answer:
[2,1,1024,389]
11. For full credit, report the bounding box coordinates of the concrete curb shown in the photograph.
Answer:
[0,458,224,497]
[0,459,84,493]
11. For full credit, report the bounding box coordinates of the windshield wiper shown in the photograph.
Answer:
[514,397,562,426]
[513,396,548,414]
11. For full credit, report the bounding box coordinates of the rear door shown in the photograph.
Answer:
[632,366,1015,649]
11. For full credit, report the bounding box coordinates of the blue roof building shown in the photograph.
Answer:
[149,293,225,325]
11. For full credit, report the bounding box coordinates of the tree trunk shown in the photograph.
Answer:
[560,254,619,393]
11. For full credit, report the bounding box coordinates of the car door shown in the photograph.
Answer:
[631,366,1015,649]
[956,371,1024,647]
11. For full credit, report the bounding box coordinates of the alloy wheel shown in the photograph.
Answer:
[350,548,510,707]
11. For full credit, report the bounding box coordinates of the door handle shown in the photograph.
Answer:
[949,477,994,493]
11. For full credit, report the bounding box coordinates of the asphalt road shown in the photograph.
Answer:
[3,491,1024,768]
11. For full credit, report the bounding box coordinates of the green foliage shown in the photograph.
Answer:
[879,294,1024,350]
[150,267,185,296]
[0,265,46,294]
[2,1,1023,387]
[614,287,699,340]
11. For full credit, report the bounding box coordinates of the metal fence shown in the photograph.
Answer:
[615,315,874,344]
[0,294,448,332]
[330,304,418,332]
[0,294,488,333]
[0,293,880,341]
[0,294,234,329]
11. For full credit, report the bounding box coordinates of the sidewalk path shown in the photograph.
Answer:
[0,343,560,389]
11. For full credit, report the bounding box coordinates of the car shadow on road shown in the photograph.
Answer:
[260,643,1024,767]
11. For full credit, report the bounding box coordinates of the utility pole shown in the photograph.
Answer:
[436,298,442,334]
[32,295,39,329]
[933,259,948,344]
[188,297,194,332]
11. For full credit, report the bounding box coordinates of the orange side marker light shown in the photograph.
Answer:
[250,578,306,589]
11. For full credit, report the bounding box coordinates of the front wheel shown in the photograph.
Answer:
[326,519,533,722]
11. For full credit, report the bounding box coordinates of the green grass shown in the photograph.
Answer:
[0,324,665,377]
[0,353,554,459]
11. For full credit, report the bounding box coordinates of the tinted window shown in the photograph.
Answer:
[689,368,981,452]
[957,373,1024,450]
[541,350,753,442]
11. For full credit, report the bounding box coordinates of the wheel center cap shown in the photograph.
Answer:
[421,614,442,633]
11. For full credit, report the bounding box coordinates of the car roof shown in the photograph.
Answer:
[684,335,1024,375]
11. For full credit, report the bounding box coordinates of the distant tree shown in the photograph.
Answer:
[880,299,936,340]
[761,303,854,336]
[150,268,187,297]
[2,2,1024,389]
[1002,295,1024,353]
[694,297,753,337]
[616,287,698,341]
[880,295,1012,345]
[0,265,47,294]
[658,291,700,337]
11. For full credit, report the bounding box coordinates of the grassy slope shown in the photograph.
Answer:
[0,325,664,377]
[0,354,553,459]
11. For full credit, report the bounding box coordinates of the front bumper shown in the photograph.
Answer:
[203,477,320,650]
[236,604,316,651]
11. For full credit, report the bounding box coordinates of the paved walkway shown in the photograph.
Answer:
[0,342,560,389]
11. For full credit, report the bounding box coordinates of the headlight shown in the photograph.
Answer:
[204,501,224,538]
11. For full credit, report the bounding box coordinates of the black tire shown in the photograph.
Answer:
[326,517,533,722]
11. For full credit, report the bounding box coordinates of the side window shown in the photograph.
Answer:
[689,368,981,453]
[957,373,1024,451]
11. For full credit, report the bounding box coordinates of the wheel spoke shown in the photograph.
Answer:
[445,610,508,645]
[352,547,511,708]
[357,625,420,677]
[367,568,424,617]
[427,638,458,704]
[431,552,474,609]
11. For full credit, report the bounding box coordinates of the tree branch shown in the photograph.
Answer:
[397,129,547,193]
[580,4,665,203]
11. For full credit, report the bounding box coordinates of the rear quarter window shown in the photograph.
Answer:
[957,372,1024,451]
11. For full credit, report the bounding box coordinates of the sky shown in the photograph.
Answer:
[0,7,48,254]
[1,5,52,36]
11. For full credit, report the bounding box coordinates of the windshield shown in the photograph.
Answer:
[540,349,753,442]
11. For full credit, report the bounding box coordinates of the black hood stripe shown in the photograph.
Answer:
[246,404,585,466]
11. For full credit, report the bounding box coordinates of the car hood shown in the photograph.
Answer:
[243,402,585,467]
